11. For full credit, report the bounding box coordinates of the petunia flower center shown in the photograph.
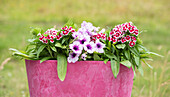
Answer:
[87,44,92,50]
[73,46,79,51]
[72,53,77,58]
[96,43,101,48]
[80,39,86,44]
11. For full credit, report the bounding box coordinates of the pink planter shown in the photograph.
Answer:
[25,60,134,97]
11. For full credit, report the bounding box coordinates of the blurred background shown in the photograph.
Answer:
[0,0,169,97]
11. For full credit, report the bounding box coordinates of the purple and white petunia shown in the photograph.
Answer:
[81,21,94,31]
[79,36,90,45]
[80,21,98,36]
[94,40,105,53]
[67,52,80,63]
[93,27,100,32]
[72,32,82,39]
[81,53,87,60]
[69,41,83,54]
[84,42,95,53]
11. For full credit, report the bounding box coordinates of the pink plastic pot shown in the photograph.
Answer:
[25,60,134,97]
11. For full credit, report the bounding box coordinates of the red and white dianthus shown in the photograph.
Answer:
[109,22,139,47]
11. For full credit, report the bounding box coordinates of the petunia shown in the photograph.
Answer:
[84,22,94,31]
[81,21,88,27]
[84,42,95,53]
[79,36,90,45]
[67,52,80,63]
[81,53,87,60]
[93,27,100,32]
[72,32,81,39]
[94,40,105,53]
[85,30,95,36]
[69,41,83,54]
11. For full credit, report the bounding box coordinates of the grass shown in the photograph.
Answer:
[0,0,170,97]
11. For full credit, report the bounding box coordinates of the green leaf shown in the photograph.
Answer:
[64,19,74,26]
[132,64,136,80]
[129,47,140,57]
[146,52,163,57]
[40,57,51,63]
[86,55,92,59]
[108,41,112,48]
[72,24,78,30]
[30,27,42,35]
[105,53,117,59]
[138,62,144,76]
[37,45,46,58]
[104,59,109,64]
[9,48,33,59]
[116,44,126,49]
[111,59,120,78]
[138,44,148,51]
[104,48,117,59]
[136,38,143,44]
[140,54,150,58]
[57,53,67,81]
[124,50,130,60]
[44,34,48,37]
[62,39,66,44]
[106,47,111,50]
[93,54,101,61]
[142,59,153,69]
[50,46,57,52]
[120,60,132,68]
[55,43,66,49]
[28,39,36,43]
[134,56,140,66]
[144,58,153,61]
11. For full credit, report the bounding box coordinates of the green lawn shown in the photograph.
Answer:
[0,0,169,97]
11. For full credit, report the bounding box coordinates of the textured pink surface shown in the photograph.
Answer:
[25,60,134,97]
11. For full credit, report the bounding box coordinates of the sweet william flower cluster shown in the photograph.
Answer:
[39,26,75,44]
[108,22,138,47]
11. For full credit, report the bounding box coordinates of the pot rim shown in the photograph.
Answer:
[25,59,111,63]
[25,59,110,64]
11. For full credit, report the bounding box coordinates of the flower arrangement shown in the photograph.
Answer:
[10,20,162,81]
